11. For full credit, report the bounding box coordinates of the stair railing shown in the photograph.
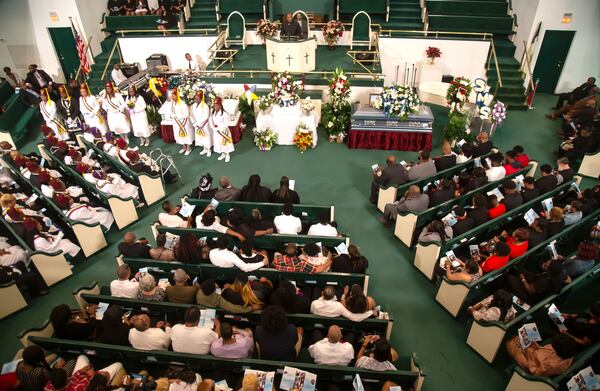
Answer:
[487,38,503,95]
[507,0,518,42]
[184,0,191,22]
[215,0,221,22]
[385,0,390,22]
[420,0,429,32]
[521,40,535,97]
[100,37,121,83]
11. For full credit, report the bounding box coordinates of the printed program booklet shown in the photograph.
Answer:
[518,322,542,349]
[567,366,600,390]
[179,201,196,218]
[541,198,554,212]
[280,366,317,391]
[242,369,275,391]
[442,211,458,227]
[523,208,540,225]
[487,187,504,201]
[548,303,568,332]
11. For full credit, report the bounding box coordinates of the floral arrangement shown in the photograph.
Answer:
[446,76,472,111]
[293,123,314,152]
[442,107,470,143]
[322,20,344,46]
[373,85,420,120]
[148,77,168,98]
[322,68,352,141]
[492,101,507,127]
[239,84,259,128]
[271,72,304,107]
[425,46,441,63]
[257,94,274,112]
[253,128,278,150]
[146,105,161,127]
[256,19,278,40]
[176,79,217,105]
[300,98,315,114]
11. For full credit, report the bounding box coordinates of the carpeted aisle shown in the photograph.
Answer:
[1,93,595,390]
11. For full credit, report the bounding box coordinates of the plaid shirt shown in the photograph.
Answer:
[44,369,91,391]
[272,255,316,273]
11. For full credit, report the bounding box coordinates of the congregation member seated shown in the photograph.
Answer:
[407,150,436,181]
[503,151,522,175]
[117,231,150,258]
[355,335,398,371]
[110,264,139,298]
[137,273,165,301]
[485,153,506,182]
[505,258,570,304]
[123,0,135,15]
[271,176,300,204]
[418,220,453,244]
[342,284,376,314]
[310,285,374,321]
[210,322,254,359]
[16,346,71,391]
[468,193,489,225]
[224,207,274,239]
[478,242,511,274]
[369,155,408,203]
[546,207,565,237]
[0,262,48,299]
[308,325,355,366]
[526,218,548,248]
[381,185,429,224]
[556,157,575,183]
[513,145,530,167]
[487,194,506,219]
[255,305,303,361]
[498,228,529,259]
[50,304,97,341]
[434,142,457,171]
[443,258,482,283]
[165,268,198,304]
[126,150,177,184]
[247,208,275,231]
[465,167,488,192]
[190,173,217,199]
[552,77,597,111]
[472,132,493,157]
[269,279,310,313]
[456,143,474,164]
[561,240,599,278]
[238,241,269,265]
[240,174,271,202]
[428,178,455,207]
[330,244,369,274]
[158,200,189,228]
[557,127,596,161]
[194,206,245,241]
[563,201,583,226]
[196,279,258,313]
[501,180,523,211]
[173,233,204,264]
[214,176,241,201]
[559,302,600,347]
[273,203,302,234]
[307,213,338,236]
[451,206,475,236]
[221,273,271,308]
[506,333,576,376]
[96,304,131,346]
[128,313,170,350]
[209,235,268,272]
[149,233,175,261]
[468,289,516,323]
[108,0,125,15]
[299,242,332,270]
[169,306,219,354]
[521,176,540,202]
[548,85,599,120]
[134,0,149,15]
[44,354,126,391]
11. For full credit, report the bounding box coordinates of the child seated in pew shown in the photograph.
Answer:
[467,288,516,323]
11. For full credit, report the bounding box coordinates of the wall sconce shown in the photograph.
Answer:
[561,13,572,24]
[49,12,59,22]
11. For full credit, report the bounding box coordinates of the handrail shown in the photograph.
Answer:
[347,50,381,74]
[380,29,492,39]
[201,69,385,81]
[521,40,535,93]
[420,0,429,31]
[100,37,121,83]
[486,38,503,93]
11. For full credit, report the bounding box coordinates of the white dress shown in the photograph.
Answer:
[0,237,28,267]
[127,95,151,137]
[84,172,139,200]
[65,203,115,230]
[39,101,69,141]
[33,232,81,258]
[211,110,234,153]
[79,95,108,133]
[191,102,211,148]
[172,101,194,145]
[102,93,131,135]
[158,100,173,126]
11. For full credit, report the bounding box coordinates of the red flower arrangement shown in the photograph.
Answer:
[425,46,442,63]
[322,20,345,47]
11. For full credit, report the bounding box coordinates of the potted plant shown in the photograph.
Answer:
[253,128,278,151]
[425,46,442,64]
[322,20,344,49]
[442,108,470,145]
[146,105,161,133]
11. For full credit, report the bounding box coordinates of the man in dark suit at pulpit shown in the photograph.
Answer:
[281,13,301,38]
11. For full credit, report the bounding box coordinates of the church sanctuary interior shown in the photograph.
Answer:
[0,0,599,390]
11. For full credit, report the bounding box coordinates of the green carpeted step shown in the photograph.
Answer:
[427,0,507,15]
[389,16,422,23]
[493,39,516,58]
[390,6,421,14]
[383,21,424,30]
[428,14,513,34]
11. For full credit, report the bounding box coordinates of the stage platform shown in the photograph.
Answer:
[205,45,384,87]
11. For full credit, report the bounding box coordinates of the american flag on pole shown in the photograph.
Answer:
[71,20,90,75]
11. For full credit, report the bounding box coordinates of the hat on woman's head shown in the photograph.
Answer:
[6,207,23,221]
[23,217,37,232]
[40,125,52,136]
[67,148,80,159]
[25,160,39,172]
[92,170,104,180]
[48,137,58,147]
[38,170,50,184]
[49,177,64,191]
[54,193,72,209]
[126,150,140,163]
[105,131,115,141]
[115,138,127,149]
[76,162,90,174]
[199,173,213,191]
[57,141,68,152]
[14,155,27,168]
[90,127,101,138]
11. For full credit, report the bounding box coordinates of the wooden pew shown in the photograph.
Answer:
[0,280,27,320]
[0,93,40,148]
[577,150,600,178]
[414,180,574,281]
[39,144,139,230]
[77,135,165,206]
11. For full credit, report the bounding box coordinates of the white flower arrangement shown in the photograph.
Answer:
[301,98,315,113]
[374,85,421,120]
[253,127,278,150]
[177,79,217,105]
[271,72,304,107]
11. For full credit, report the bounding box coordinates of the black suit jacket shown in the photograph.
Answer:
[452,217,475,236]
[472,141,493,157]
[429,187,454,207]
[521,188,540,203]
[467,207,488,226]
[558,168,575,183]
[25,69,53,92]
[118,242,150,258]
[241,185,272,202]
[502,193,523,211]
[19,89,40,107]
[434,155,457,172]
[375,164,408,188]
[58,97,80,120]
[535,175,558,194]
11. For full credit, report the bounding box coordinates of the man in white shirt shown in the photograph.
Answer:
[310,286,374,322]
[158,200,189,228]
[209,236,267,272]
[110,264,139,298]
[308,325,355,366]
[128,314,171,350]
[168,306,220,354]
[111,63,127,86]
[273,203,302,234]
[485,153,507,182]
[307,213,338,237]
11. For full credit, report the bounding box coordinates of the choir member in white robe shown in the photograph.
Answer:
[55,193,115,230]
[126,85,152,146]
[39,88,69,141]
[158,92,174,143]
[0,236,28,267]
[191,91,212,156]
[101,132,119,158]
[102,82,131,140]
[79,84,107,134]
[210,97,234,162]
[28,220,81,258]
[170,88,194,155]
[84,170,139,200]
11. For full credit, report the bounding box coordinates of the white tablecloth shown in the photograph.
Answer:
[255,103,319,146]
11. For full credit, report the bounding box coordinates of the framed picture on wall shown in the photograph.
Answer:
[369,93,379,107]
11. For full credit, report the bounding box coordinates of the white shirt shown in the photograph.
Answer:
[168,374,202,391]
[168,324,218,354]
[128,327,171,350]
[111,68,127,85]
[110,279,139,298]
[486,166,506,182]
[310,298,373,322]
[209,248,265,272]
[273,214,302,234]
[195,214,228,233]
[159,213,187,227]
[308,338,355,366]
[456,154,471,164]
[307,223,338,237]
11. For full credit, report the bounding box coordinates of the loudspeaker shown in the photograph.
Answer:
[120,63,139,78]
[442,74,454,83]
[146,54,168,70]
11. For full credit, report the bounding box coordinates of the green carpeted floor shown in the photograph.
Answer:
[1,93,596,390]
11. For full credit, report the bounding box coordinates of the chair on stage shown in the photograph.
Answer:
[225,11,247,49]
[350,11,372,50]
[293,10,310,39]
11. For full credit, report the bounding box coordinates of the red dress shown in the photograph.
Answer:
[487,204,506,219]
[481,254,510,273]
[505,237,529,259]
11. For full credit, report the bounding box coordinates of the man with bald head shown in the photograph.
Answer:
[214,176,241,201]
[308,325,355,365]
[381,184,429,223]
[128,314,171,350]
[281,12,301,38]
[370,155,408,203]
[110,264,139,298]
[310,286,374,321]
[117,231,150,258]
[472,131,493,157]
